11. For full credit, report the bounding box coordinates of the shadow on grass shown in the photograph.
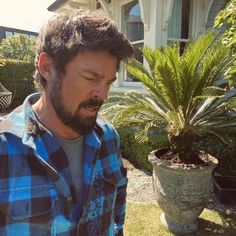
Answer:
[195,216,236,236]
[163,217,236,236]
[187,213,236,236]
[218,212,236,228]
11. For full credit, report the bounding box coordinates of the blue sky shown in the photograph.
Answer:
[0,0,55,32]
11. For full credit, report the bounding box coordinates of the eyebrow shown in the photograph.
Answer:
[81,69,117,82]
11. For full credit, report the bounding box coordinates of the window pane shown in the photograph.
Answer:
[29,34,36,39]
[167,0,192,53]
[4,31,13,38]
[168,0,182,39]
[96,0,101,9]
[122,0,144,42]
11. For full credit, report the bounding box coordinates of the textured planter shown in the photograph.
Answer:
[148,149,218,234]
[213,175,236,204]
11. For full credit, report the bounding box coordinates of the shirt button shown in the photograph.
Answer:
[64,196,73,215]
[67,196,72,203]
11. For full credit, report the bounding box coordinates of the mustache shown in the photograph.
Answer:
[79,98,103,108]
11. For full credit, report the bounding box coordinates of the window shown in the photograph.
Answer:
[168,0,193,53]
[96,0,111,10]
[29,34,37,39]
[121,0,144,82]
[4,31,13,38]
[96,0,102,9]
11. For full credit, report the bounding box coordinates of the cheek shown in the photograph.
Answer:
[60,75,94,106]
[61,84,91,109]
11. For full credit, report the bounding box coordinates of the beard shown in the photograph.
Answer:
[49,73,103,135]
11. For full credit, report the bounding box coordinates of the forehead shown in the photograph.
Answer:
[66,50,119,73]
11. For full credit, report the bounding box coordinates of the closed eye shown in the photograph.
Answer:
[108,77,117,85]
[83,76,96,81]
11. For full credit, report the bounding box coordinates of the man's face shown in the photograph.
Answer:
[48,50,118,135]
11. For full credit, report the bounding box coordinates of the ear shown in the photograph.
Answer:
[38,52,54,82]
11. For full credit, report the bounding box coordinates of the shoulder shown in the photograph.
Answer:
[0,133,7,152]
[96,115,119,140]
[0,105,25,136]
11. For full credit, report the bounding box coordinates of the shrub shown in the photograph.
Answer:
[195,134,236,176]
[117,127,168,172]
[0,35,36,61]
[0,59,35,110]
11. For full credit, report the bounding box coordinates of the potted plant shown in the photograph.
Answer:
[102,32,236,234]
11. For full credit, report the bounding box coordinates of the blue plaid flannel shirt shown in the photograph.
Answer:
[0,93,127,236]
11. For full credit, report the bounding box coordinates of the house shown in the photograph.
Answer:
[47,0,225,93]
[0,26,38,42]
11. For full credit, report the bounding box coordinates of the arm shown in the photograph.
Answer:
[114,133,128,236]
[99,121,128,235]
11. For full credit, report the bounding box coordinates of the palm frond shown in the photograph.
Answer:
[191,88,236,125]
[153,53,181,110]
[144,46,183,111]
[166,107,185,136]
[197,127,234,144]
[180,32,216,109]
[126,60,176,111]
[102,91,169,135]
[194,41,232,95]
[134,121,159,143]
[190,97,219,124]
[201,86,227,96]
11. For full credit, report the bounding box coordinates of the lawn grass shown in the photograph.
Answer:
[124,202,236,236]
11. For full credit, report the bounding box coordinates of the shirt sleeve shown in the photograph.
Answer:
[114,135,128,235]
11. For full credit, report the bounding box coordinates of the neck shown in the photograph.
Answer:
[32,93,81,140]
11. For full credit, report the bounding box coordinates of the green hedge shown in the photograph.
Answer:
[195,135,236,176]
[0,59,35,110]
[117,127,168,172]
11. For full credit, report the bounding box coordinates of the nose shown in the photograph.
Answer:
[93,84,109,101]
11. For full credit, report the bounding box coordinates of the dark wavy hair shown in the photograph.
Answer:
[34,9,133,91]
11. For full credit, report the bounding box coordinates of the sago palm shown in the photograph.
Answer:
[102,32,236,163]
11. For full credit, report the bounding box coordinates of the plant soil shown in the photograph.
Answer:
[155,148,211,165]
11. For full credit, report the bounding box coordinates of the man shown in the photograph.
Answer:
[0,10,133,236]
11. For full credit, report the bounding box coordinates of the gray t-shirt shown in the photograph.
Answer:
[55,135,84,204]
